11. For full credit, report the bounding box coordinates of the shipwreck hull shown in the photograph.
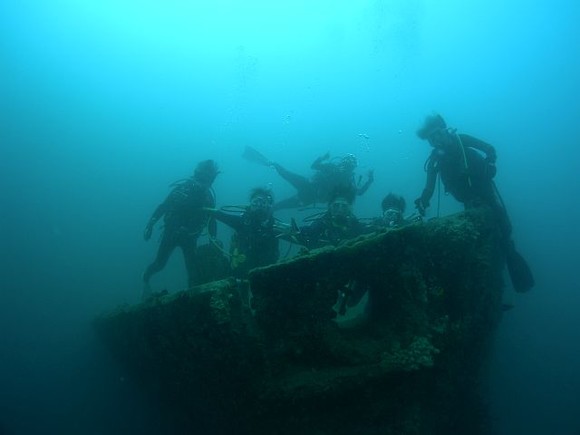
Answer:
[96,208,505,434]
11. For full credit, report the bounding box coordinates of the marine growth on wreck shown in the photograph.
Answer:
[96,208,506,434]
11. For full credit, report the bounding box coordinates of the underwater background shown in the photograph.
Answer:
[1,0,579,434]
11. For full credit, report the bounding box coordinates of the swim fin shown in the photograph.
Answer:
[242,145,272,166]
[506,241,534,293]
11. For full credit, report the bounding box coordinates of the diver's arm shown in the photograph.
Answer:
[148,203,166,225]
[460,134,496,163]
[213,210,243,232]
[414,156,437,214]
[419,169,437,207]
[311,152,331,170]
[279,221,313,247]
[274,218,305,246]
[150,187,182,223]
[143,196,171,241]
[295,220,326,249]
[357,219,377,236]
[356,170,374,196]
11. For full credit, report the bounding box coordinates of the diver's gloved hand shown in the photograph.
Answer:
[367,169,375,182]
[144,223,153,241]
[414,198,427,216]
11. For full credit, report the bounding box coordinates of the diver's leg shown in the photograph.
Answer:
[273,195,303,211]
[484,183,533,292]
[493,201,513,240]
[484,182,513,238]
[272,163,310,191]
[143,232,175,284]
[181,236,200,289]
[142,232,175,299]
[297,183,318,206]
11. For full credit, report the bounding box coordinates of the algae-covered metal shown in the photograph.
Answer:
[96,209,505,434]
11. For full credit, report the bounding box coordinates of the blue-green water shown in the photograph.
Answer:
[1,1,579,433]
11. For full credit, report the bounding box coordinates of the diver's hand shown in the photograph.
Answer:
[414,198,427,216]
[367,169,375,183]
[312,153,331,169]
[144,223,153,241]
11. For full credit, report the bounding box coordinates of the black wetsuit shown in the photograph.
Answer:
[418,134,508,231]
[215,210,279,277]
[143,179,216,288]
[273,156,373,210]
[298,213,369,250]
[417,133,534,292]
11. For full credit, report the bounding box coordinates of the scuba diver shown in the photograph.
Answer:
[375,193,410,229]
[212,187,290,307]
[296,187,372,250]
[213,187,281,278]
[242,146,374,210]
[292,188,374,318]
[142,159,219,298]
[414,114,534,293]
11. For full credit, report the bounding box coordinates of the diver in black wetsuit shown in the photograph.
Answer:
[297,188,371,250]
[214,187,280,278]
[292,188,373,317]
[242,146,373,211]
[414,114,534,293]
[271,152,374,210]
[143,160,219,296]
[373,193,410,229]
